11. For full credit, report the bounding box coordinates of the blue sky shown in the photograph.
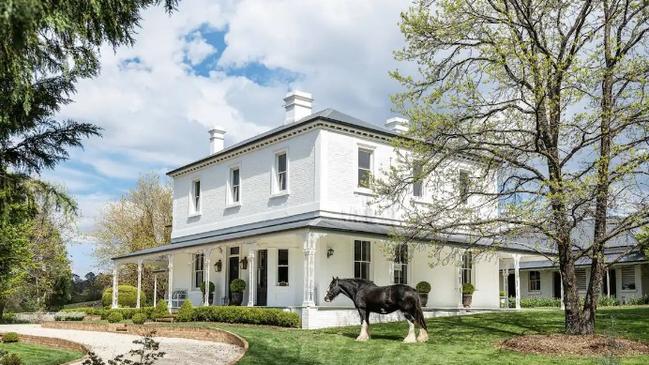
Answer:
[44,0,410,275]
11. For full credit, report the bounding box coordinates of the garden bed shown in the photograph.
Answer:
[501,334,649,357]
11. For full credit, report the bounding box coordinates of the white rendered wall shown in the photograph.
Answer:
[171,130,320,239]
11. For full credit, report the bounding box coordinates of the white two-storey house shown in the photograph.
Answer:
[111,91,545,329]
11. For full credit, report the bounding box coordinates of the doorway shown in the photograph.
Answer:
[256,250,268,306]
[553,271,561,299]
[507,273,515,297]
[228,247,240,301]
[603,269,617,297]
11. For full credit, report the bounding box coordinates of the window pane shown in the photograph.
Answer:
[354,262,360,279]
[358,169,371,188]
[358,149,371,169]
[278,249,289,266]
[230,247,239,255]
[279,173,286,191]
[622,267,635,290]
[233,186,239,202]
[362,241,370,261]
[232,169,239,185]
[361,263,369,280]
[354,241,361,260]
[277,153,287,172]
[278,267,289,284]
[413,163,423,197]
[459,171,469,203]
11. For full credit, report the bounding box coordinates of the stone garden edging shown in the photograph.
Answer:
[42,322,249,365]
[0,332,90,365]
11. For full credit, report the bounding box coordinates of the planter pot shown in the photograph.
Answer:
[418,293,429,307]
[462,294,473,308]
[229,292,243,306]
[499,297,508,308]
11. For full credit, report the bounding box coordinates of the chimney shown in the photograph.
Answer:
[385,117,409,134]
[208,127,226,155]
[283,90,313,124]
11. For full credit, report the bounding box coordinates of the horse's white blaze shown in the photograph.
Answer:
[403,320,417,343]
[356,321,370,341]
[417,329,428,342]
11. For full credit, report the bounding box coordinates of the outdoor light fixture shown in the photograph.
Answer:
[240,257,248,270]
[327,247,335,258]
[214,259,222,272]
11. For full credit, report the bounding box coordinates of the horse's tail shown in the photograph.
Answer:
[414,291,427,331]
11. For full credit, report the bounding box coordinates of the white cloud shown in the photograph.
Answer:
[184,31,217,66]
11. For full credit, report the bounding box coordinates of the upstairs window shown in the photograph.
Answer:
[191,180,201,213]
[277,249,289,286]
[529,271,541,291]
[413,162,423,198]
[358,149,373,189]
[230,168,240,203]
[192,253,204,289]
[393,244,408,284]
[275,152,288,192]
[459,170,469,204]
[461,251,473,285]
[621,266,636,290]
[354,240,371,280]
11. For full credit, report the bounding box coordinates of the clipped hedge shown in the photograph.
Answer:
[176,300,193,322]
[60,307,106,316]
[54,312,85,321]
[131,313,147,325]
[101,285,146,308]
[152,300,169,319]
[191,306,300,328]
[107,311,124,323]
[1,332,19,343]
[101,307,155,320]
[520,297,561,308]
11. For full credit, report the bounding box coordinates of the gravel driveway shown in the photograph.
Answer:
[0,324,244,365]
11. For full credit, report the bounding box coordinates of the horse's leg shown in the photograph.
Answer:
[415,305,428,342]
[356,309,370,341]
[402,312,417,343]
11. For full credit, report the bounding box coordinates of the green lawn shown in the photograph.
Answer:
[169,306,649,365]
[0,342,83,365]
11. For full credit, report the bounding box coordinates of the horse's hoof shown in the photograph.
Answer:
[356,336,370,342]
[403,336,417,344]
[417,330,429,342]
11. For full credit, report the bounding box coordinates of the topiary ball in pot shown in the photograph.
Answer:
[415,281,431,307]
[462,283,475,308]
[229,279,246,306]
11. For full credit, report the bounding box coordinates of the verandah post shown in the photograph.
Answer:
[136,259,143,308]
[112,264,119,309]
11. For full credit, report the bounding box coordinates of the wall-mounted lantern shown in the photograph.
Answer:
[214,259,222,272]
[240,257,248,270]
[327,247,335,258]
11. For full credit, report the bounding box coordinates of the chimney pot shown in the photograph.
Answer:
[385,117,409,134]
[283,90,313,124]
[209,127,226,155]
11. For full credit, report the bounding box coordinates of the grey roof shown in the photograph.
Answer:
[519,249,647,270]
[167,108,397,176]
[112,211,551,261]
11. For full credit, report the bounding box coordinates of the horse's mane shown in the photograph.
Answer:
[338,278,377,289]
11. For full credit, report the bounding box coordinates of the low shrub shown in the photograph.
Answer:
[131,313,147,325]
[101,285,146,308]
[60,307,107,317]
[107,311,124,323]
[0,352,23,365]
[520,297,561,308]
[176,300,193,322]
[152,300,169,319]
[416,281,431,294]
[54,312,85,321]
[598,296,620,307]
[191,306,300,327]
[1,333,19,343]
[101,307,155,320]
[0,314,18,324]
[626,295,649,305]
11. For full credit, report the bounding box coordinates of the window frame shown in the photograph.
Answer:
[190,179,201,215]
[461,251,473,286]
[621,266,636,291]
[412,162,424,199]
[353,240,372,280]
[192,253,205,290]
[528,270,541,292]
[357,146,374,190]
[272,150,289,195]
[228,165,241,206]
[277,249,289,286]
[393,244,408,284]
[459,169,470,204]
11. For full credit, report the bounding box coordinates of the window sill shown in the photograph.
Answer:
[621,289,637,293]
[354,188,376,197]
[188,212,202,218]
[225,202,241,209]
[270,191,290,198]
[412,198,430,205]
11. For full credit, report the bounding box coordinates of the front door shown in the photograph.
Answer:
[228,247,240,300]
[507,273,515,297]
[553,271,561,299]
[256,250,268,306]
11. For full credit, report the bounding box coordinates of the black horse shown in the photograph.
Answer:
[323,277,428,343]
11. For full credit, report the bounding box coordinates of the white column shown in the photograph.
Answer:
[513,254,521,310]
[606,269,611,298]
[153,274,158,308]
[111,265,119,309]
[247,249,256,307]
[136,259,143,308]
[303,231,316,307]
[204,248,212,306]
[167,254,174,313]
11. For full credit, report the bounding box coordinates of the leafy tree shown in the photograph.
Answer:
[382,0,649,334]
[95,173,172,299]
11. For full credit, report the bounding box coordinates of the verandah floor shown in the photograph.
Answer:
[165,306,649,365]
